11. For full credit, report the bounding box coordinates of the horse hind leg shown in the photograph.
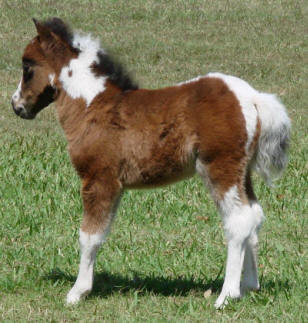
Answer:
[196,159,260,309]
[241,171,264,294]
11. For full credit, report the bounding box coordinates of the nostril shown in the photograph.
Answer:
[13,104,24,116]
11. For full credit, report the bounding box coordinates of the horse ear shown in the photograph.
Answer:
[32,18,54,43]
[32,18,38,26]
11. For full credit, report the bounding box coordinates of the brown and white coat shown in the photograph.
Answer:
[11,18,291,308]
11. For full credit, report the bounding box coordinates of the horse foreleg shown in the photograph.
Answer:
[66,175,122,304]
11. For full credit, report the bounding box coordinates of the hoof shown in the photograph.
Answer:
[66,290,82,305]
[214,289,241,309]
[240,281,260,295]
[66,287,91,305]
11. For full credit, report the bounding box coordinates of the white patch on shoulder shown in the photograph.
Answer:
[206,72,258,153]
[59,33,107,107]
[177,75,205,86]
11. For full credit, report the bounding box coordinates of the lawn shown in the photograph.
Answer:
[0,0,307,322]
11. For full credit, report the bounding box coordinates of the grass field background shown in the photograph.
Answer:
[0,0,307,322]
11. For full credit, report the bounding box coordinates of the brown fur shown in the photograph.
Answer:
[15,20,257,236]
[11,18,292,308]
[55,75,250,233]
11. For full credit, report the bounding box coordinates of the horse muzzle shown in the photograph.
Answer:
[11,100,35,120]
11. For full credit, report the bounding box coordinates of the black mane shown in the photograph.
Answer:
[40,18,138,92]
[93,51,138,91]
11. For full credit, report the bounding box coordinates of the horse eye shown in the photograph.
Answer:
[23,65,34,83]
[23,65,29,73]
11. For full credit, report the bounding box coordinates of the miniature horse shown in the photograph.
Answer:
[11,18,290,308]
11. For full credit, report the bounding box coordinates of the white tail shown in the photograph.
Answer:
[253,93,291,184]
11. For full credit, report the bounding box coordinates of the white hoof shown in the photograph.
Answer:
[66,291,81,305]
[214,296,228,309]
[214,289,241,309]
[66,287,90,305]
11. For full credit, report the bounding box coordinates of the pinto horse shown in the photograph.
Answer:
[11,18,290,308]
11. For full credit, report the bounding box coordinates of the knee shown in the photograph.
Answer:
[223,205,259,243]
[79,230,107,251]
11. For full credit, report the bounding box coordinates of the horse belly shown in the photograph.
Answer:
[121,137,197,189]
[124,158,196,189]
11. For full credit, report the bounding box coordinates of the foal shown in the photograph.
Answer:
[11,18,290,308]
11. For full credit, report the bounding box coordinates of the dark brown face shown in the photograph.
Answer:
[11,46,56,120]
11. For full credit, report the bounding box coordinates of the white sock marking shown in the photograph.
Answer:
[241,202,264,292]
[215,186,260,309]
[66,230,107,304]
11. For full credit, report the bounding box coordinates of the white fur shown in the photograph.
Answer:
[254,93,290,135]
[59,33,107,107]
[206,73,258,153]
[219,186,241,218]
[177,75,204,86]
[73,33,103,54]
[12,79,22,103]
[67,193,122,305]
[215,186,260,309]
[66,230,107,304]
[220,186,257,243]
[48,73,56,87]
[195,164,264,308]
[241,202,264,293]
[253,92,291,183]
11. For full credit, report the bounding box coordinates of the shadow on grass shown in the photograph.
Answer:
[45,268,224,298]
[45,268,292,300]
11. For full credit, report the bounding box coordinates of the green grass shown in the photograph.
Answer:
[0,0,307,322]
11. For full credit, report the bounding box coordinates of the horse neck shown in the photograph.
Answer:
[55,90,88,143]
[54,84,123,145]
